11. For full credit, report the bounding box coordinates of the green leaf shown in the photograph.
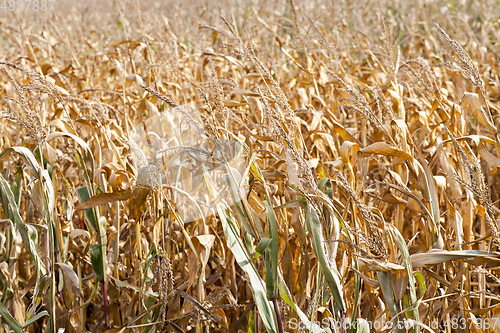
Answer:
[414,271,426,297]
[90,244,105,282]
[11,168,22,207]
[0,173,44,277]
[300,197,345,312]
[254,237,272,261]
[390,225,420,333]
[23,310,49,329]
[318,177,332,199]
[419,158,443,248]
[76,186,97,230]
[278,272,325,333]
[0,147,42,177]
[226,168,262,240]
[377,271,404,333]
[0,301,24,333]
[265,202,278,299]
[248,311,255,333]
[216,204,277,333]
[206,169,277,333]
[236,302,254,331]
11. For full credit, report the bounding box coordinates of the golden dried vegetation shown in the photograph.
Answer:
[1,0,500,332]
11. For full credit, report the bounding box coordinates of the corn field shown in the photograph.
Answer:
[1,0,500,332]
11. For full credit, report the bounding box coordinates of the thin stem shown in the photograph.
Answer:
[39,142,57,333]
[103,280,109,328]
[272,296,284,333]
